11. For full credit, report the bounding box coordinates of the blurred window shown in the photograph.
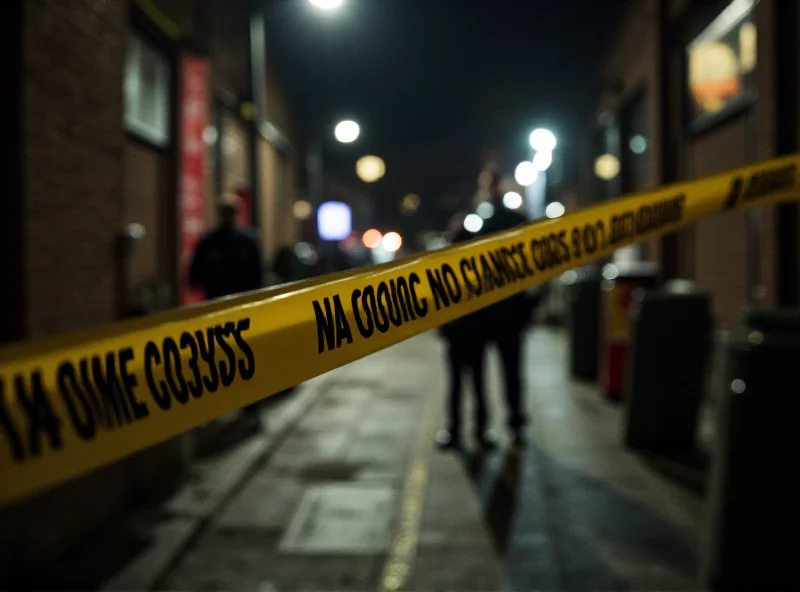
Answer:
[125,32,171,147]
[686,0,756,127]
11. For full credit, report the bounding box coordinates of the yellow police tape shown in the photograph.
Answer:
[1,155,799,505]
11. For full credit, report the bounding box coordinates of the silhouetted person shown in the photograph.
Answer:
[479,171,533,447]
[189,194,263,421]
[189,194,263,300]
[436,214,497,451]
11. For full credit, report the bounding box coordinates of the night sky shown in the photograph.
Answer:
[264,0,622,236]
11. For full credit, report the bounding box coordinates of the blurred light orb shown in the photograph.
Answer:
[334,120,360,143]
[294,242,319,265]
[309,0,343,11]
[401,193,420,215]
[382,231,403,253]
[317,201,352,241]
[503,191,523,210]
[629,135,647,154]
[514,161,538,186]
[476,201,494,219]
[292,200,313,220]
[356,155,385,183]
[545,201,565,219]
[533,150,553,172]
[362,228,383,249]
[464,213,483,233]
[529,128,557,152]
[594,153,620,180]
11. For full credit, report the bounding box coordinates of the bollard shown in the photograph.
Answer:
[701,308,800,591]
[623,283,714,452]
[598,261,659,401]
[565,267,602,381]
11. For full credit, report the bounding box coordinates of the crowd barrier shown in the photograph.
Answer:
[1,155,799,505]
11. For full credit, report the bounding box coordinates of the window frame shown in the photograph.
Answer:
[124,29,172,148]
[683,0,758,135]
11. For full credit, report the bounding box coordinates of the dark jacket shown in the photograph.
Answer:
[479,204,539,335]
[189,226,263,300]
[438,226,485,343]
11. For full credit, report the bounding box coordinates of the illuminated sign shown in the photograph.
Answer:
[317,201,352,241]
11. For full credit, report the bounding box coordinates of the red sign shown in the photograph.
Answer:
[178,56,210,306]
[235,187,251,227]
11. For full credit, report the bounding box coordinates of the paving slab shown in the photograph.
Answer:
[279,484,396,555]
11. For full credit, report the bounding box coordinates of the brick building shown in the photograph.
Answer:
[582,0,799,329]
[1,0,300,581]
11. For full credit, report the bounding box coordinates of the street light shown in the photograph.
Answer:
[476,201,494,219]
[309,0,343,11]
[514,161,538,186]
[532,150,553,172]
[503,191,523,210]
[334,120,360,143]
[464,214,483,233]
[356,155,386,183]
[362,228,382,249]
[529,128,557,152]
[382,232,403,253]
[545,202,565,218]
[293,200,313,220]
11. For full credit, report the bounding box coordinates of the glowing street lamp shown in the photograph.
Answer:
[503,191,523,210]
[529,128,557,152]
[464,213,483,233]
[382,232,403,253]
[309,0,343,11]
[476,201,494,219]
[356,155,386,183]
[545,201,565,219]
[293,200,313,220]
[514,161,538,187]
[594,154,620,180]
[334,120,360,143]
[362,228,382,249]
[533,150,553,172]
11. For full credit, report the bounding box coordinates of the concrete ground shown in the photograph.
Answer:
[40,327,712,591]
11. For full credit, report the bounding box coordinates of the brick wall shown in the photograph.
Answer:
[1,0,129,581]
[23,0,128,337]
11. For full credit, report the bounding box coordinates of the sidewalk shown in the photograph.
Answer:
[31,327,709,591]
[160,333,507,591]
[470,328,706,590]
[158,328,707,591]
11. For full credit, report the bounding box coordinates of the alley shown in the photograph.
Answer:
[92,328,707,591]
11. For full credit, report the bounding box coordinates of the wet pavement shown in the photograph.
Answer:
[160,328,708,591]
[47,327,710,591]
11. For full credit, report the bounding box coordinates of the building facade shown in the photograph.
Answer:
[583,0,799,329]
[1,0,300,581]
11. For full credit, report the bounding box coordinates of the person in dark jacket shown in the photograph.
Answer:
[189,194,264,300]
[189,194,264,421]
[435,215,496,451]
[478,171,540,447]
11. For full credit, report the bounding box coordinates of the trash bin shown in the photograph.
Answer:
[623,281,714,452]
[565,266,602,381]
[598,261,659,402]
[702,308,800,591]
